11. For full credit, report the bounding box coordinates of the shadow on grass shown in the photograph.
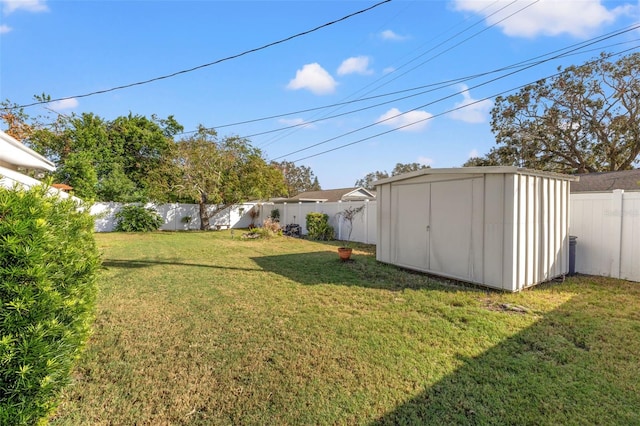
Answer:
[251,250,479,292]
[370,280,640,425]
[102,259,262,272]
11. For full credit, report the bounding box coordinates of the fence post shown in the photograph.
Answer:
[337,200,343,240]
[610,189,624,278]
[364,199,369,244]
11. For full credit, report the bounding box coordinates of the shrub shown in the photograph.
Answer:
[114,205,163,232]
[0,185,100,425]
[261,217,282,236]
[270,208,280,222]
[305,212,334,241]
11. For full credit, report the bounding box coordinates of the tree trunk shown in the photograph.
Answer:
[198,191,209,230]
[199,200,209,230]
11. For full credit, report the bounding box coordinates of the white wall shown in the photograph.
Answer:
[91,202,259,232]
[259,200,377,244]
[91,193,639,284]
[375,171,572,291]
[570,190,640,282]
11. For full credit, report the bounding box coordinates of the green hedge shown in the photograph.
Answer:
[114,204,164,232]
[0,185,100,425]
[305,212,334,241]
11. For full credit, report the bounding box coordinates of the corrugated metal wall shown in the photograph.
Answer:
[376,170,573,292]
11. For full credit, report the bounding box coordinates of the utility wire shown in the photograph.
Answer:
[255,0,533,150]
[280,44,640,162]
[202,24,640,142]
[13,0,391,110]
[180,0,534,140]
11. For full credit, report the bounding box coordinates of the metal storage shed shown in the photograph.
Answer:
[375,167,578,292]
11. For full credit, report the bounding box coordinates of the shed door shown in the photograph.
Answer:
[394,183,430,269]
[429,179,474,279]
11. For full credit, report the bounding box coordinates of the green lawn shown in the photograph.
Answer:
[50,231,640,425]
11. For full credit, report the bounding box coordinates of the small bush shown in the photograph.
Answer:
[261,218,282,236]
[114,205,163,232]
[306,212,334,241]
[241,218,282,240]
[0,185,100,425]
[270,209,280,222]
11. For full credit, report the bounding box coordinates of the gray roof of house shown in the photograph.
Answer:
[285,187,375,203]
[571,169,640,192]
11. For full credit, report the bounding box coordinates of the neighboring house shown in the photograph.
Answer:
[571,169,640,192]
[0,129,61,192]
[275,187,376,203]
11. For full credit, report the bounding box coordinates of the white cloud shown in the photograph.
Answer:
[382,67,395,75]
[376,107,433,132]
[449,85,492,124]
[278,117,316,129]
[453,0,631,38]
[337,56,373,76]
[2,0,49,15]
[418,156,434,166]
[380,29,408,41]
[48,98,78,111]
[0,24,11,33]
[286,63,337,95]
[468,149,479,158]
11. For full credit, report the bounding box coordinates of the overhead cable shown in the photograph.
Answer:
[211,24,640,143]
[13,0,391,109]
[254,0,537,150]
[287,46,640,163]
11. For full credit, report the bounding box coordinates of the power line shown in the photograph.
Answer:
[282,45,640,163]
[13,0,392,110]
[254,0,534,150]
[181,0,536,142]
[226,24,640,145]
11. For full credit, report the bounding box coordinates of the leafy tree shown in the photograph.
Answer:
[108,113,181,197]
[355,162,430,190]
[270,160,321,197]
[0,107,33,141]
[470,52,640,172]
[56,151,98,200]
[12,110,182,202]
[354,171,389,191]
[391,162,430,175]
[171,127,286,230]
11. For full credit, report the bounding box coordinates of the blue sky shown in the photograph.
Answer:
[2,0,640,189]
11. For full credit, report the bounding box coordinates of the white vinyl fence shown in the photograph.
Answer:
[261,200,377,244]
[570,190,640,282]
[92,194,638,282]
[91,200,377,244]
[91,202,260,232]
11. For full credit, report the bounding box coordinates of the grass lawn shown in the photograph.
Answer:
[50,231,640,425]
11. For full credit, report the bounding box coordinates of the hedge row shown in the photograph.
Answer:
[0,185,100,425]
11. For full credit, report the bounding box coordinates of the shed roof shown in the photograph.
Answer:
[374,166,579,186]
[571,169,640,192]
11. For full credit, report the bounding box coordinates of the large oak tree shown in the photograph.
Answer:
[466,52,640,172]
